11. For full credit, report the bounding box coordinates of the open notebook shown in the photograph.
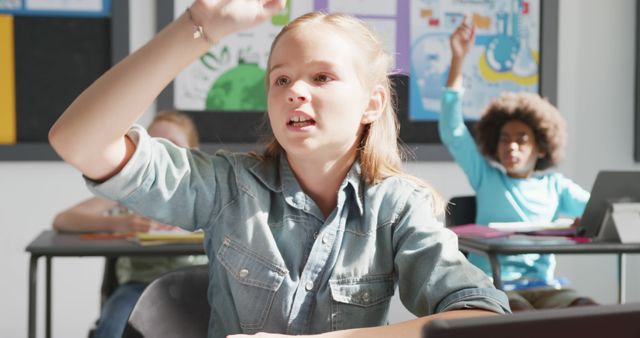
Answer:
[487,218,574,233]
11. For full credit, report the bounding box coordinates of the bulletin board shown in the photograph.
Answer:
[0,0,129,161]
[636,2,640,162]
[157,0,559,160]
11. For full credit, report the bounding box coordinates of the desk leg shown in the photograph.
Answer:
[489,254,503,290]
[28,255,38,338]
[618,253,626,304]
[46,256,52,338]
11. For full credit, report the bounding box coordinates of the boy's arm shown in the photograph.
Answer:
[439,16,491,189]
[446,15,476,89]
[48,0,286,181]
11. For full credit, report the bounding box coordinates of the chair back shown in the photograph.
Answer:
[122,264,210,338]
[445,195,477,227]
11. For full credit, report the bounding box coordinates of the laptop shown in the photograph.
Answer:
[577,171,640,240]
[423,303,640,338]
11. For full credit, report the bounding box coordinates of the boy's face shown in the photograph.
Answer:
[266,24,376,162]
[496,119,544,178]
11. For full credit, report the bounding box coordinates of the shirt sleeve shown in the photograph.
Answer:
[439,88,491,190]
[555,174,590,218]
[392,187,510,316]
[84,125,228,231]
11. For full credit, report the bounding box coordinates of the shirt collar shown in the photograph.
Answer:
[342,161,364,216]
[248,153,364,216]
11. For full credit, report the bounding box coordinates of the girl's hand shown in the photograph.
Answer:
[449,14,476,61]
[190,0,287,41]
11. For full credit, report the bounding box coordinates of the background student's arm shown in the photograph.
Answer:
[48,0,286,181]
[438,17,489,189]
[446,15,475,90]
[52,197,153,233]
[556,174,591,218]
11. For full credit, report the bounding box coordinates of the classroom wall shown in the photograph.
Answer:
[1,0,639,336]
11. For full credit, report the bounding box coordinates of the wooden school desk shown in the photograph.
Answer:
[25,230,205,338]
[457,235,640,303]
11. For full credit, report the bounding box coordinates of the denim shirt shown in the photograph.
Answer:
[87,126,509,337]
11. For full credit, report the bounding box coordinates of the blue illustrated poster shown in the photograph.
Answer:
[409,0,540,121]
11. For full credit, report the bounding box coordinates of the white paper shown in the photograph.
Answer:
[611,203,640,243]
[488,218,573,233]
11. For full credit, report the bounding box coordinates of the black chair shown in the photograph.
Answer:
[445,195,476,227]
[445,196,476,257]
[122,264,210,338]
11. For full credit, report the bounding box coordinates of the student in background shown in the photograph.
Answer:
[49,1,510,337]
[52,111,207,338]
[439,17,597,311]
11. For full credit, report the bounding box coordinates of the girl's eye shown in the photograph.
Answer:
[314,74,332,83]
[274,76,290,86]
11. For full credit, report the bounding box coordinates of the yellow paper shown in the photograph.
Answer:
[0,14,16,144]
[136,230,204,243]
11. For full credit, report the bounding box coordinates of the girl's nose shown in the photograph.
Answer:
[287,82,310,103]
[287,95,307,103]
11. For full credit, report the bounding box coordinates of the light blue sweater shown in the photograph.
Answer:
[439,88,590,288]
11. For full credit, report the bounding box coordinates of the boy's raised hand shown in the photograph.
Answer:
[446,14,475,89]
[450,14,476,62]
[191,0,287,41]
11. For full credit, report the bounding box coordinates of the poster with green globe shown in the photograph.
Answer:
[173,0,308,112]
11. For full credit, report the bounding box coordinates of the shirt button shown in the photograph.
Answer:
[305,281,314,291]
[322,234,329,244]
[361,292,370,302]
[238,268,249,278]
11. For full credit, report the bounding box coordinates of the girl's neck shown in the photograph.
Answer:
[287,150,357,218]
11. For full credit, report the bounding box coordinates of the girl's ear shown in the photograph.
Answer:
[361,85,386,124]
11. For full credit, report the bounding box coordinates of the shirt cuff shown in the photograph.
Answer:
[436,287,511,314]
[84,124,152,204]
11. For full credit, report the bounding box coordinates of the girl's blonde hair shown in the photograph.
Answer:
[260,12,443,214]
[151,111,200,149]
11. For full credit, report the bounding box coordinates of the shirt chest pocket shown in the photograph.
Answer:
[329,275,395,331]
[217,238,288,332]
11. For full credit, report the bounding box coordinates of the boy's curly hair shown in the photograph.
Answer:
[475,92,567,171]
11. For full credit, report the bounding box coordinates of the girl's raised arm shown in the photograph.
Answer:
[49,0,286,181]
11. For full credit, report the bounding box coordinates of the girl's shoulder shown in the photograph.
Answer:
[205,149,265,169]
[366,175,437,206]
[364,175,441,222]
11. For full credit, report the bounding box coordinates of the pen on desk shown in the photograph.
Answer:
[80,232,133,240]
